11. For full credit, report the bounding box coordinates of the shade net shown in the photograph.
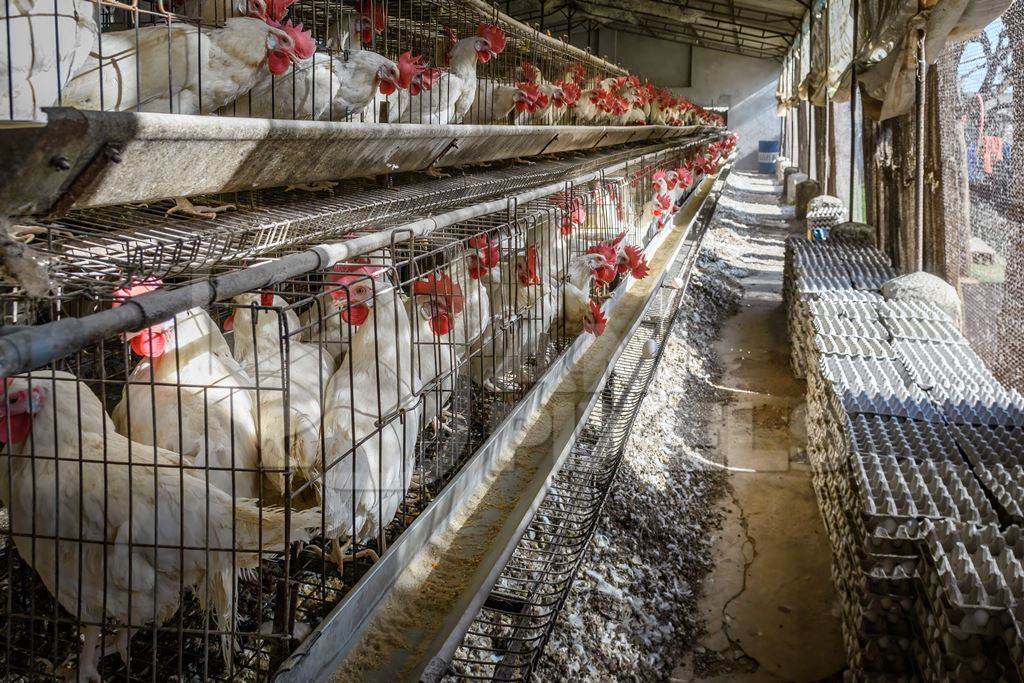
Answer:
[935,1,1024,390]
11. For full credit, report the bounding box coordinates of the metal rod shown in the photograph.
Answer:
[915,23,927,272]
[850,0,858,220]
[0,138,716,378]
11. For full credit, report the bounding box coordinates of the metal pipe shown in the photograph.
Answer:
[915,23,927,272]
[0,138,716,378]
[849,0,858,220]
[460,0,627,75]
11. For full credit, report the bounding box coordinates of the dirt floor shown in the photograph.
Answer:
[538,172,846,680]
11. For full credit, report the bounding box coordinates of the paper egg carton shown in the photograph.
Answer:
[883,316,967,345]
[933,384,1024,427]
[919,521,1024,637]
[893,338,996,391]
[845,414,964,464]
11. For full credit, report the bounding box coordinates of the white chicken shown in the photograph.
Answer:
[470,244,544,390]
[61,0,314,115]
[227,291,335,501]
[0,371,319,680]
[111,281,261,501]
[388,24,505,124]
[556,243,635,338]
[0,0,98,121]
[462,79,533,125]
[319,263,422,563]
[409,272,464,430]
[451,234,500,357]
[298,255,392,365]
[220,48,420,121]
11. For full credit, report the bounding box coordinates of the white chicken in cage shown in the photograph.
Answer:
[409,272,465,431]
[557,240,644,338]
[463,79,534,125]
[221,48,423,122]
[470,242,544,390]
[388,24,506,126]
[60,0,314,115]
[319,261,422,564]
[0,371,320,679]
[451,233,500,356]
[299,254,392,364]
[227,291,335,502]
[111,280,262,500]
[0,0,98,121]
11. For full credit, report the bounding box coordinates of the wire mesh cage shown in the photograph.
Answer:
[2,0,723,127]
[0,138,722,680]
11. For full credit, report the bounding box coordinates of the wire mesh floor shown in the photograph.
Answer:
[12,139,713,305]
[444,187,718,681]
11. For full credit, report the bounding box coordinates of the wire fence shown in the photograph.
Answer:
[777,0,1022,392]
[0,136,728,681]
[2,0,722,127]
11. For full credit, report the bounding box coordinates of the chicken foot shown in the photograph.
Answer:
[330,539,380,567]
[61,626,103,683]
[165,197,237,220]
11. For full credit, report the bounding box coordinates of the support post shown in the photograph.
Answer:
[850,0,858,220]
[915,24,927,272]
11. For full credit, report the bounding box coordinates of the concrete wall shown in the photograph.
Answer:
[676,47,782,171]
[567,31,782,172]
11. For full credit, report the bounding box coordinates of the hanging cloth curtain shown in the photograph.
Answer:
[856,0,1011,120]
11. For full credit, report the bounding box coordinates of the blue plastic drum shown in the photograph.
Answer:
[758,139,780,174]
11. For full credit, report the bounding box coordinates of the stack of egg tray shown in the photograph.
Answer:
[806,195,848,238]
[916,521,1024,681]
[783,235,895,379]
[785,234,1024,680]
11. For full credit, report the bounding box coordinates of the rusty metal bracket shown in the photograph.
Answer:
[46,143,123,219]
[537,134,560,156]
[425,138,460,171]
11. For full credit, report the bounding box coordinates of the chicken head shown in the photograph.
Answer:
[413,273,465,336]
[327,261,387,327]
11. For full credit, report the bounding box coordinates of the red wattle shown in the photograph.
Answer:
[0,413,30,444]
[430,312,453,336]
[341,303,370,326]
[223,315,234,332]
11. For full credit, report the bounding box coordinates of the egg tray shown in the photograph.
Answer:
[952,424,1024,467]
[807,298,882,322]
[973,461,1024,525]
[883,317,967,345]
[847,454,997,536]
[878,299,953,323]
[910,599,1018,683]
[813,314,890,341]
[845,414,964,464]
[918,521,1024,638]
[915,582,1018,667]
[849,262,898,291]
[841,624,918,679]
[932,384,1024,427]
[893,339,996,392]
[814,334,896,360]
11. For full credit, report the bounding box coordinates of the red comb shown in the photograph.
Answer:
[282,20,315,60]
[520,61,539,82]
[260,290,275,307]
[623,245,649,279]
[476,24,506,54]
[397,51,427,90]
[584,300,607,336]
[414,273,465,335]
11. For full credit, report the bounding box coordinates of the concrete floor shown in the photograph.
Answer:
[674,174,846,681]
